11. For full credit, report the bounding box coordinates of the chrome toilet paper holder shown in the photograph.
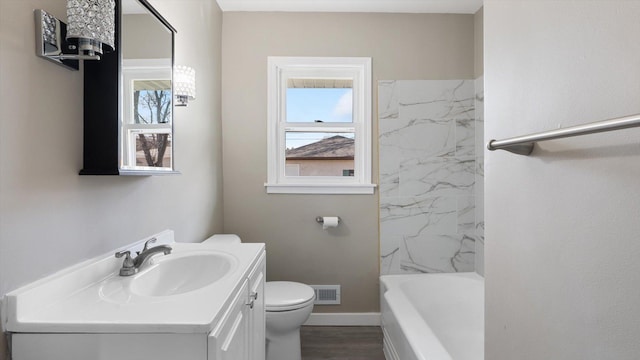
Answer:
[315,216,341,224]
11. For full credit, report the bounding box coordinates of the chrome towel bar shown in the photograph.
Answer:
[487,113,640,155]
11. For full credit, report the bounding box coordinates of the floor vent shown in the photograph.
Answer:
[310,285,341,305]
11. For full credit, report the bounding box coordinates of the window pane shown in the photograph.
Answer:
[133,132,172,168]
[285,132,355,177]
[133,80,172,124]
[286,79,353,123]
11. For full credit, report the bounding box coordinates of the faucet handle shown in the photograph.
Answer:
[142,237,157,252]
[115,250,134,264]
[115,250,131,259]
[115,250,137,276]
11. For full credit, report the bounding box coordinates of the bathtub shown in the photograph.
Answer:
[380,272,484,360]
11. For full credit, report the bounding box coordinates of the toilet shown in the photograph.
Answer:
[203,234,315,360]
[265,281,315,360]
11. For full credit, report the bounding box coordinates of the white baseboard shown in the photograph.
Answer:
[303,312,381,326]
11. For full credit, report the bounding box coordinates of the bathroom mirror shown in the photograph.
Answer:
[80,0,177,175]
[120,0,174,172]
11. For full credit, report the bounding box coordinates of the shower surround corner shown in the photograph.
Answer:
[379,79,484,275]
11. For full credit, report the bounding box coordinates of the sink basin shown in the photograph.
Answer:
[5,232,266,334]
[130,251,236,297]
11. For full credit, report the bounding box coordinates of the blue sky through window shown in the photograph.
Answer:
[285,88,353,149]
[286,88,352,123]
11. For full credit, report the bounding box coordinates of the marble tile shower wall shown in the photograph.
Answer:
[475,76,485,276]
[379,80,482,275]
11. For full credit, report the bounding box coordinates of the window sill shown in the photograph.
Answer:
[119,169,181,176]
[265,183,376,195]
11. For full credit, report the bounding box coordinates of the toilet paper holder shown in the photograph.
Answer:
[315,216,341,224]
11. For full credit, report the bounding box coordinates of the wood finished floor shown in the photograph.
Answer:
[301,326,385,360]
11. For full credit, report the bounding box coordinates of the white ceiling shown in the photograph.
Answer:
[215,0,483,14]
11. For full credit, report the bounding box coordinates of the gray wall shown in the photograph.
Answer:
[222,12,474,313]
[485,1,640,358]
[473,7,483,78]
[0,1,223,358]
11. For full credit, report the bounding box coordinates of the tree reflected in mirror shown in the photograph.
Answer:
[131,81,172,168]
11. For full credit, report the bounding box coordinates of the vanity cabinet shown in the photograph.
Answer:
[248,254,266,360]
[7,242,266,360]
[208,252,265,360]
[209,279,250,360]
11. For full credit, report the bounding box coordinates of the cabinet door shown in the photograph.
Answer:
[248,253,266,360]
[208,279,250,360]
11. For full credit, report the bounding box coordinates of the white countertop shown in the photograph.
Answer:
[3,232,265,334]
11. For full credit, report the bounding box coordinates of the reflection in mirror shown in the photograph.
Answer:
[120,0,174,171]
[130,131,172,168]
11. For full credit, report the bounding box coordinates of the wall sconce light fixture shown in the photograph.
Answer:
[174,65,196,107]
[35,0,115,71]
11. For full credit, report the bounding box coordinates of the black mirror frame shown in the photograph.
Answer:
[80,0,178,176]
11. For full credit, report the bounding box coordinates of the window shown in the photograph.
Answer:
[121,59,173,171]
[266,57,374,194]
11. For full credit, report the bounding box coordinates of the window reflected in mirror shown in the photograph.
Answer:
[131,131,172,169]
[133,80,172,124]
[120,0,174,172]
[121,62,172,170]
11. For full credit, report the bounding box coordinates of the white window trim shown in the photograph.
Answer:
[265,56,375,195]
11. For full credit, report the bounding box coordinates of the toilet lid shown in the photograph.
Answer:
[265,281,315,311]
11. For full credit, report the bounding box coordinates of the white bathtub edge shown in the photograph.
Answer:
[384,290,452,360]
[380,272,484,360]
[382,324,400,360]
[303,312,381,326]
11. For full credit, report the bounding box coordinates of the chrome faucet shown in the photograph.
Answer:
[115,238,172,276]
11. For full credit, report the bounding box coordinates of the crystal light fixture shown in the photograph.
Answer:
[41,11,59,52]
[66,0,115,57]
[34,0,115,70]
[174,66,196,107]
